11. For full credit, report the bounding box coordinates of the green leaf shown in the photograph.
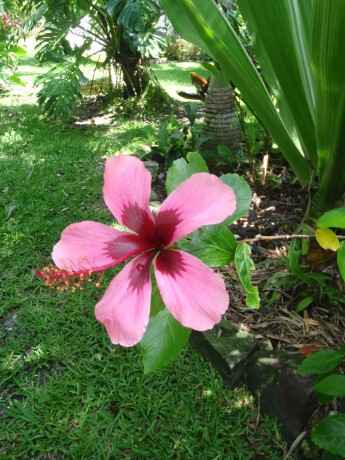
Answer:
[160,0,311,186]
[150,270,166,317]
[296,349,344,375]
[238,0,317,167]
[234,243,260,309]
[177,225,237,267]
[312,414,345,457]
[35,61,85,119]
[317,208,345,229]
[201,61,225,81]
[166,153,208,194]
[313,1,345,207]
[315,228,340,251]
[321,451,344,460]
[11,46,27,57]
[8,75,25,86]
[337,241,345,284]
[315,374,345,397]
[295,296,314,313]
[140,308,191,374]
[220,173,252,225]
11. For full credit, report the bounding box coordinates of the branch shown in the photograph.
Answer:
[239,234,345,244]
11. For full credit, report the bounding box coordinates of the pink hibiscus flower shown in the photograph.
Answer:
[37,155,236,346]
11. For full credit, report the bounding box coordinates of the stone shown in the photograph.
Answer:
[143,160,159,182]
[245,350,318,445]
[190,321,257,388]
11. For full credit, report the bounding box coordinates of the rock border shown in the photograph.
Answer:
[190,321,318,450]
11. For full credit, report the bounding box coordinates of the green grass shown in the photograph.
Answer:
[1,50,287,459]
[152,61,206,101]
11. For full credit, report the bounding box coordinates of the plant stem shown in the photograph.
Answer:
[240,234,345,244]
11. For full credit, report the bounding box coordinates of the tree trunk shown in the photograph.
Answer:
[199,76,241,154]
[116,37,149,97]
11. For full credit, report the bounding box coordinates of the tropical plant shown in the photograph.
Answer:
[316,208,345,287]
[178,71,241,167]
[20,0,165,117]
[140,107,213,169]
[160,0,345,215]
[296,346,345,458]
[37,152,254,371]
[0,27,25,88]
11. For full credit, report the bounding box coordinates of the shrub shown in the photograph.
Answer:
[164,37,209,61]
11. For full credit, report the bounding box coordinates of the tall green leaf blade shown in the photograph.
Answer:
[337,241,345,284]
[312,0,345,207]
[160,0,311,186]
[238,0,317,168]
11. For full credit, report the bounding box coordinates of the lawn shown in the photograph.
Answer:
[1,48,287,459]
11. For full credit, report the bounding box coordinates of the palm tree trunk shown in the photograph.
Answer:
[200,76,241,154]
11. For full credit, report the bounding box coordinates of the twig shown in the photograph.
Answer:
[284,431,307,459]
[239,234,345,244]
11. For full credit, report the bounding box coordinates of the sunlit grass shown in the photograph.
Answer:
[0,51,288,459]
[152,61,206,101]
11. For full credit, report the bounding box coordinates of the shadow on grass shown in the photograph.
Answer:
[0,58,288,459]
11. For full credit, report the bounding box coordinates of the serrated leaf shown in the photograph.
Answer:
[166,153,209,194]
[315,374,345,397]
[140,307,191,374]
[337,241,345,283]
[312,414,345,457]
[317,208,345,229]
[296,349,344,375]
[220,173,252,225]
[316,228,340,251]
[234,242,260,309]
[177,224,237,267]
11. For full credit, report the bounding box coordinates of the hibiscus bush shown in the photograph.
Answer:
[37,153,252,372]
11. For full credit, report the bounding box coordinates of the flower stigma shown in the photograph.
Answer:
[35,264,104,292]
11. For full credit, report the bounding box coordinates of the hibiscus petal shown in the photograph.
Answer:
[155,173,236,246]
[95,251,155,346]
[52,221,154,271]
[103,155,156,239]
[154,249,229,330]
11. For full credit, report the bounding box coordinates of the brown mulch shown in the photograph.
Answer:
[75,94,345,354]
[154,155,345,356]
[223,161,345,355]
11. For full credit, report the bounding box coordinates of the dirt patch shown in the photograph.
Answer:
[152,154,345,356]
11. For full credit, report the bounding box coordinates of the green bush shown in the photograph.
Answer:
[164,37,209,61]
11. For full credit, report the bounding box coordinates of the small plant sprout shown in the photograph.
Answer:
[37,155,236,347]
